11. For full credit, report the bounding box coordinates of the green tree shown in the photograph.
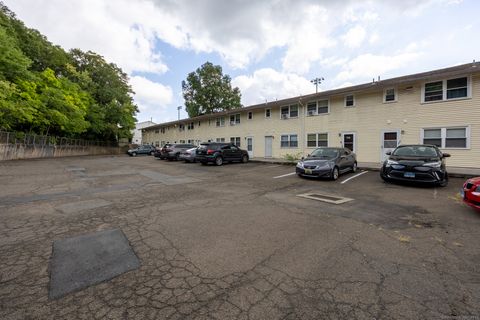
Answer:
[69,49,138,141]
[182,62,242,117]
[15,69,90,136]
[0,27,31,81]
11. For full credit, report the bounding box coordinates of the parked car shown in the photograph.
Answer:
[196,142,249,166]
[296,147,357,180]
[179,147,198,163]
[157,143,196,161]
[380,144,450,186]
[154,144,172,159]
[461,177,480,211]
[127,145,157,156]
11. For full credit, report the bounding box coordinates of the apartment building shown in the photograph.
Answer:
[143,62,480,168]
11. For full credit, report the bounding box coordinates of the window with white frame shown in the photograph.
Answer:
[187,122,194,130]
[248,111,253,120]
[161,128,165,134]
[422,127,469,149]
[230,137,241,147]
[280,104,298,119]
[307,133,328,148]
[280,134,298,148]
[187,139,194,144]
[216,138,225,142]
[307,100,329,116]
[265,108,271,118]
[161,141,165,146]
[154,129,159,133]
[155,141,159,147]
[230,114,240,125]
[423,77,469,102]
[384,88,396,102]
[345,95,355,107]
[179,140,186,143]
[179,124,185,131]
[216,117,225,127]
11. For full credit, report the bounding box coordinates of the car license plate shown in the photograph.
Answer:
[404,172,415,178]
[304,169,312,174]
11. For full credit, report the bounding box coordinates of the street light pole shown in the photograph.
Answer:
[177,106,182,120]
[311,77,324,93]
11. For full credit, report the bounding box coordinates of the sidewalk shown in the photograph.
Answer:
[250,158,480,178]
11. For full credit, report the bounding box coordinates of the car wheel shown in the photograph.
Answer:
[242,155,248,163]
[201,162,207,166]
[352,162,357,173]
[380,172,390,183]
[215,156,223,166]
[150,151,155,156]
[438,173,449,187]
[175,153,180,161]
[331,167,339,180]
[132,152,137,157]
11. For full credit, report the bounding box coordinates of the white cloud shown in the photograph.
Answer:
[334,51,422,83]
[130,76,172,112]
[7,0,171,75]
[233,69,314,106]
[342,25,367,48]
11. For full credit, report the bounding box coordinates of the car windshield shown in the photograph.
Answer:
[392,146,438,157]
[309,148,338,159]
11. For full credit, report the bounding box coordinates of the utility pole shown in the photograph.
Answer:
[311,77,324,93]
[177,106,182,120]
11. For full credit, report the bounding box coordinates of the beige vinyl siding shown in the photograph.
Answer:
[142,73,480,168]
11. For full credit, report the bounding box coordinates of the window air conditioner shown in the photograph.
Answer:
[308,110,315,116]
[281,114,288,120]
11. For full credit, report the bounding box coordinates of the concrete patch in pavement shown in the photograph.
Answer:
[49,229,140,299]
[140,170,200,185]
[56,199,111,214]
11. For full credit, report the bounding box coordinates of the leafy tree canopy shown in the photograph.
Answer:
[182,62,242,118]
[0,2,137,141]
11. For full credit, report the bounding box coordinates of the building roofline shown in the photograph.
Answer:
[143,61,480,130]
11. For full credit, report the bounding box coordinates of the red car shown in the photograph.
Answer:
[462,177,480,210]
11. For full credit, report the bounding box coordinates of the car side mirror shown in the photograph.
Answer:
[385,151,392,155]
[443,153,451,158]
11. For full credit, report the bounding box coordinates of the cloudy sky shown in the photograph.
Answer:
[5,0,479,123]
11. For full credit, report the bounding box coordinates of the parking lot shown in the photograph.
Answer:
[0,155,479,320]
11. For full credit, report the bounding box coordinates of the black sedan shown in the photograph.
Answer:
[296,147,357,180]
[380,144,450,186]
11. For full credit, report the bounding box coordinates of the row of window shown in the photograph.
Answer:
[153,75,470,134]
[151,126,470,150]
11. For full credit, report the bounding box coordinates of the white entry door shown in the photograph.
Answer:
[265,136,273,158]
[381,130,400,162]
[246,137,253,157]
[342,132,356,153]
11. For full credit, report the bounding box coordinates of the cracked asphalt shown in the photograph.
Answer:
[0,155,479,320]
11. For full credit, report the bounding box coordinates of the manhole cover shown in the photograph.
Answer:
[49,229,140,299]
[297,192,354,204]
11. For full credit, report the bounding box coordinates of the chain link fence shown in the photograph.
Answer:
[0,131,117,147]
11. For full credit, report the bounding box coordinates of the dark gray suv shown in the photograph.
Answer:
[196,142,249,166]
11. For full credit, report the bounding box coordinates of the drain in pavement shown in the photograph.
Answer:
[297,192,354,204]
[49,229,140,299]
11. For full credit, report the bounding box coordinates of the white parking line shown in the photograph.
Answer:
[273,172,296,179]
[340,171,368,184]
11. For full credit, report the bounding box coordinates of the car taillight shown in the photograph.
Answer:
[207,149,215,155]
